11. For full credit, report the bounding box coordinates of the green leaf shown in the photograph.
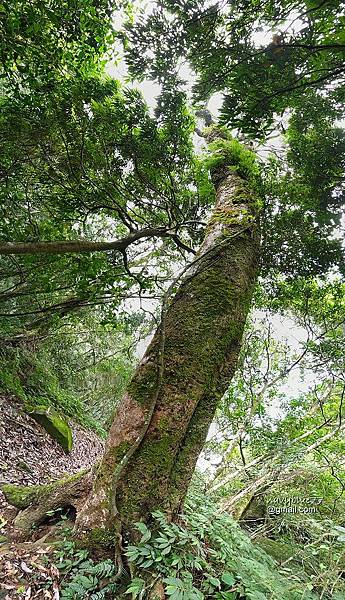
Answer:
[208,576,221,588]
[125,578,145,598]
[221,573,235,587]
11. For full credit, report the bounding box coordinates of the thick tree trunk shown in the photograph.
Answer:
[75,144,261,546]
[4,136,260,549]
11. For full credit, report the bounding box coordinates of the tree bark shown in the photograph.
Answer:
[74,143,261,546]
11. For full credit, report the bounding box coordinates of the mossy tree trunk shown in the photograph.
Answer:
[75,137,261,546]
[4,134,260,548]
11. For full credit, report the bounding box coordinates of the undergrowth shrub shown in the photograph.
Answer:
[53,539,118,599]
[49,488,345,599]
[124,491,317,600]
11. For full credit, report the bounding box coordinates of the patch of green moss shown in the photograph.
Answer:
[203,124,231,140]
[255,536,295,563]
[75,527,116,559]
[1,483,38,510]
[205,137,259,182]
[2,471,86,509]
[116,432,178,522]
[0,346,106,437]
[169,391,219,511]
[127,357,158,408]
[83,527,115,547]
[232,493,254,521]
[30,406,73,452]
[210,206,255,228]
[94,440,132,507]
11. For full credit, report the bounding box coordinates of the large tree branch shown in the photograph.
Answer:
[0,227,178,256]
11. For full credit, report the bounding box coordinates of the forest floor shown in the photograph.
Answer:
[0,395,104,520]
[0,395,104,599]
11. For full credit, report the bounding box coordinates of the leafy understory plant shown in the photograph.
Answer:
[123,491,317,599]
[39,490,345,599]
[53,540,118,599]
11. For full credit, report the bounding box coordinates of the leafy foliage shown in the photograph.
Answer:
[0,312,135,431]
[125,0,345,137]
[124,493,318,599]
[0,75,208,337]
[204,131,261,186]
[1,3,345,599]
[53,539,118,599]
[200,280,345,598]
[0,0,118,92]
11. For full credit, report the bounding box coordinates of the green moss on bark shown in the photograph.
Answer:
[2,471,86,509]
[77,526,116,554]
[2,483,39,510]
[95,442,132,490]
[204,137,260,183]
[115,228,259,526]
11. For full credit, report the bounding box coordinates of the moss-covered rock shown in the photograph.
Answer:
[29,406,73,452]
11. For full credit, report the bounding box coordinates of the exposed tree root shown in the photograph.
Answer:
[2,469,93,539]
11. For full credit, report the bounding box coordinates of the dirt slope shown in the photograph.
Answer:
[0,395,104,522]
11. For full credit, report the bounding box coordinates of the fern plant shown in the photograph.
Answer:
[60,559,118,599]
[51,489,344,599]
